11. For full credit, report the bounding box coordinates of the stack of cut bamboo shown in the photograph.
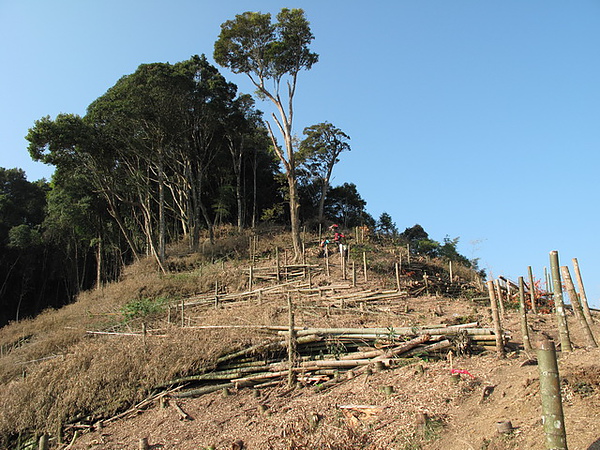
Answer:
[159,322,506,398]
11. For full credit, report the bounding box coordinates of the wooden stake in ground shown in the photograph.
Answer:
[537,338,568,450]
[494,279,505,316]
[395,262,401,292]
[486,281,505,357]
[287,294,297,388]
[560,266,597,348]
[38,434,49,450]
[363,252,368,283]
[518,277,532,352]
[572,257,594,324]
[528,266,538,314]
[549,251,572,352]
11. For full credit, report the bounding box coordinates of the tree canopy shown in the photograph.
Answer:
[214,8,318,259]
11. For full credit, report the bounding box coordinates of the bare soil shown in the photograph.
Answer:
[68,305,600,450]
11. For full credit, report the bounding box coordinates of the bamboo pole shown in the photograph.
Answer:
[180,299,185,328]
[214,282,219,309]
[363,252,368,283]
[560,266,597,348]
[275,247,281,282]
[449,261,453,283]
[486,281,505,357]
[38,434,49,450]
[528,266,538,314]
[494,280,505,316]
[572,258,594,324]
[549,251,572,352]
[537,338,568,450]
[518,277,532,352]
[395,263,401,292]
[287,294,297,387]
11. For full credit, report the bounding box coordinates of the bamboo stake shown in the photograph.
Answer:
[494,280,505,316]
[363,252,368,283]
[486,281,505,357]
[528,266,538,314]
[38,434,49,450]
[275,247,281,282]
[518,277,532,352]
[287,294,297,387]
[549,251,572,352]
[214,282,219,309]
[572,258,594,324]
[395,263,401,292]
[560,266,597,348]
[180,299,185,328]
[352,262,357,287]
[537,338,568,450]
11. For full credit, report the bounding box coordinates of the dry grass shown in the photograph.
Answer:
[0,226,479,447]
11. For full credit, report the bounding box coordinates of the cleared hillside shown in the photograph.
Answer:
[1,227,599,449]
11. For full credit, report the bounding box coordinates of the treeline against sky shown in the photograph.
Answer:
[0,56,374,326]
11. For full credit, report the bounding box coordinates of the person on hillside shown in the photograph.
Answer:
[330,224,348,257]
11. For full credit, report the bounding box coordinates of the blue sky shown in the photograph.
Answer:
[1,1,599,306]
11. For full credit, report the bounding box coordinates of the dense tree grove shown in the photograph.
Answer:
[1,9,476,327]
[0,50,371,326]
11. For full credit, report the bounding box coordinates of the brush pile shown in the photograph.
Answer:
[158,322,508,398]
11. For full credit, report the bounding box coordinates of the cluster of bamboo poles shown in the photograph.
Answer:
[486,251,597,358]
[157,322,505,399]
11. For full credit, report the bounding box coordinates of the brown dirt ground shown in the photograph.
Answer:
[68,303,600,450]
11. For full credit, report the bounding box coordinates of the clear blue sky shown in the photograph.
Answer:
[1,1,599,306]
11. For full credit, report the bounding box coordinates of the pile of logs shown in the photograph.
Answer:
[158,323,507,398]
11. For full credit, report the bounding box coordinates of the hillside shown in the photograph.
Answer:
[1,227,599,450]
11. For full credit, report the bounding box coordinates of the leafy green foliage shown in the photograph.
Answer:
[121,297,169,322]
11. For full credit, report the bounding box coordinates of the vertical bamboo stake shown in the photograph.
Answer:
[249,264,254,289]
[449,261,453,283]
[180,299,185,328]
[486,280,505,357]
[572,258,594,324]
[549,251,572,352]
[537,338,568,450]
[275,247,281,282]
[363,252,368,282]
[395,263,401,292]
[214,282,219,309]
[326,250,330,277]
[318,223,322,243]
[38,434,49,450]
[287,294,297,388]
[560,266,597,348]
[494,280,506,316]
[139,437,150,450]
[340,249,346,280]
[518,277,532,352]
[528,266,538,314]
[352,262,357,287]
[142,322,147,351]
[302,242,306,265]
[407,244,411,265]
[545,267,552,295]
